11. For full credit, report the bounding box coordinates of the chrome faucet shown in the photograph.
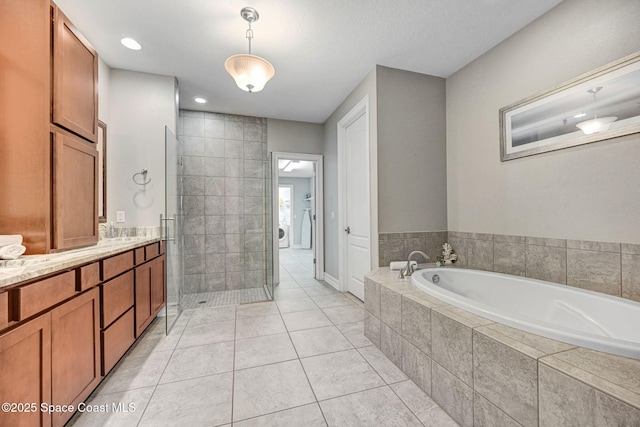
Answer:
[399,250,430,278]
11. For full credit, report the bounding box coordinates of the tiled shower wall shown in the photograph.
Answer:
[178,111,268,293]
[379,230,640,302]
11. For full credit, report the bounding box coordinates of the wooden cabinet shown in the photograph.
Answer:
[52,6,99,143]
[52,126,99,250]
[0,1,99,254]
[51,288,100,427]
[0,314,52,427]
[135,254,166,337]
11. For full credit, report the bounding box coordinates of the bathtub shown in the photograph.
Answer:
[411,267,640,360]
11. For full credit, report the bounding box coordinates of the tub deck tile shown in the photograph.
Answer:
[475,323,575,360]
[540,348,640,410]
[432,305,494,330]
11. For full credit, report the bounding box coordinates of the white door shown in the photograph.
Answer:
[345,112,370,300]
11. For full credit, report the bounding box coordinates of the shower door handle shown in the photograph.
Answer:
[160,214,176,242]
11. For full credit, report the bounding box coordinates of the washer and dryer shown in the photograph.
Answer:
[278,224,289,248]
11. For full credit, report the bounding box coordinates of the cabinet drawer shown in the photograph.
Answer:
[101,307,135,375]
[101,271,134,328]
[144,243,160,260]
[134,247,145,265]
[101,251,133,281]
[12,271,76,321]
[78,262,100,291]
[0,292,8,330]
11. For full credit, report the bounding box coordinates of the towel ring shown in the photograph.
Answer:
[133,169,151,186]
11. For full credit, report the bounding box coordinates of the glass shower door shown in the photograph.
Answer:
[164,126,184,333]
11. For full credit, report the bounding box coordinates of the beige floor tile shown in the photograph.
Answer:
[236,301,279,318]
[138,373,233,426]
[67,387,154,427]
[233,360,316,422]
[358,345,408,384]
[235,314,287,340]
[322,305,364,325]
[282,309,333,331]
[391,380,459,426]
[274,288,309,300]
[232,403,327,427]
[336,321,372,348]
[187,306,237,326]
[320,386,422,426]
[311,293,355,308]
[303,286,340,297]
[276,297,318,313]
[301,349,385,400]
[96,350,173,395]
[235,333,298,370]
[177,320,235,348]
[289,326,353,358]
[160,341,234,384]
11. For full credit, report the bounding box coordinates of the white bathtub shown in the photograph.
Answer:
[411,267,640,360]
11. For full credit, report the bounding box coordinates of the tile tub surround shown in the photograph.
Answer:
[446,231,640,303]
[179,111,269,293]
[379,231,448,267]
[364,268,640,427]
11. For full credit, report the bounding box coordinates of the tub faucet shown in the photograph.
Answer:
[399,250,430,278]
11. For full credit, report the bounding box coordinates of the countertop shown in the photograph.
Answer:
[0,237,161,290]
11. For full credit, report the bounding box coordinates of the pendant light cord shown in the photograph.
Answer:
[246,20,254,54]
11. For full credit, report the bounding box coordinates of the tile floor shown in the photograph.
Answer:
[69,249,458,426]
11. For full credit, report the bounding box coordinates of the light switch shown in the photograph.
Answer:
[116,211,126,223]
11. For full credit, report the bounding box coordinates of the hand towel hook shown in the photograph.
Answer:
[132,169,152,186]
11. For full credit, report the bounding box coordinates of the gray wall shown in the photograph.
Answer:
[267,119,324,154]
[446,0,640,244]
[107,69,176,227]
[279,177,312,246]
[323,67,378,279]
[377,66,447,233]
[178,111,269,293]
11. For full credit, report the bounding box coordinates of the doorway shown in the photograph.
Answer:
[337,96,378,300]
[271,152,324,285]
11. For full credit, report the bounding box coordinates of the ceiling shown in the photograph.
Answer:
[278,160,314,178]
[54,0,563,124]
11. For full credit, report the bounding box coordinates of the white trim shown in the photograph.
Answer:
[271,152,324,283]
[337,95,377,294]
[322,272,341,291]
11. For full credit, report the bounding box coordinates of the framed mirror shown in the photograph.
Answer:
[500,51,640,161]
[97,120,107,222]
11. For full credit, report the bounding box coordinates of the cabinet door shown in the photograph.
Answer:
[151,255,166,315]
[52,6,98,143]
[52,126,99,250]
[134,263,153,337]
[51,288,100,427]
[0,314,52,427]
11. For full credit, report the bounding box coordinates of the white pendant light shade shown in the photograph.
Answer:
[224,54,275,93]
[576,116,617,134]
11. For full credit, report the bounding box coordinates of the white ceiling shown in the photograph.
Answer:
[54,0,563,124]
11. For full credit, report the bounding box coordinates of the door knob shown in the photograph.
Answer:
[345,226,351,234]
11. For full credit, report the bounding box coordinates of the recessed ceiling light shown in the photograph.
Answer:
[194,97,207,104]
[121,37,142,50]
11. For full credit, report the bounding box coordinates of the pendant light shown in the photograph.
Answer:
[576,87,617,135]
[224,7,275,93]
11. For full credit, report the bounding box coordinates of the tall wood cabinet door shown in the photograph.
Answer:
[135,263,153,337]
[51,288,100,427]
[52,127,99,250]
[52,6,98,143]
[0,314,52,427]
[151,255,166,315]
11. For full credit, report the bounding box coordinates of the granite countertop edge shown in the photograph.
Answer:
[0,237,161,290]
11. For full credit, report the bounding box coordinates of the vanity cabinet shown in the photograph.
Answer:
[52,5,99,143]
[134,248,166,338]
[0,314,52,427]
[50,288,100,427]
[0,0,99,254]
[51,126,99,250]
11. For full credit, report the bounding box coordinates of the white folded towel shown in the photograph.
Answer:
[0,244,26,260]
[0,235,22,246]
[390,260,417,271]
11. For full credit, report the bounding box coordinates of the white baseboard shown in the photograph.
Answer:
[323,272,341,291]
